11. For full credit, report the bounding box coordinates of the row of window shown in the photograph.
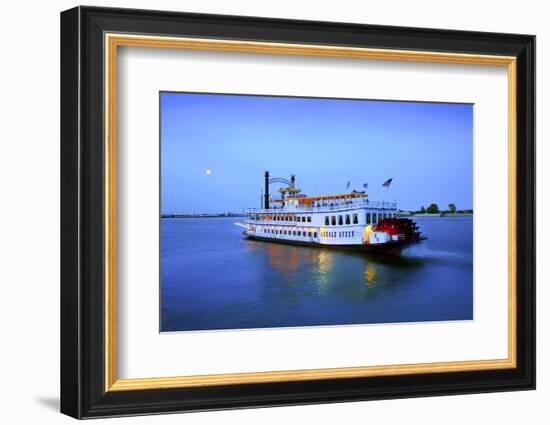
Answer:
[322,212,398,226]
[253,215,312,223]
[261,228,318,238]
[321,231,355,238]
[324,214,359,226]
[366,212,397,224]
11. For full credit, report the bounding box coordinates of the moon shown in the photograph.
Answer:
[205,169,212,176]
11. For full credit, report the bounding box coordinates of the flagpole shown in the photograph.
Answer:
[382,186,389,202]
[381,178,392,203]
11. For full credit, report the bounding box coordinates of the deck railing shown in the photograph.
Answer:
[245,199,397,215]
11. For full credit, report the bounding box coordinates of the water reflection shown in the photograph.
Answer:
[364,262,376,288]
[317,250,333,288]
[245,239,423,296]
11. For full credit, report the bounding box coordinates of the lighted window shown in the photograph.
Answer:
[353,214,358,224]
[325,216,329,226]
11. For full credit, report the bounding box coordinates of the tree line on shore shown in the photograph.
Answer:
[404,203,473,215]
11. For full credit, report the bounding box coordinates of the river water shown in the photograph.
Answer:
[160,216,473,332]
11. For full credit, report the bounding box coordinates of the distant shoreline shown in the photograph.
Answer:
[162,212,473,219]
[161,213,246,219]
[400,213,473,217]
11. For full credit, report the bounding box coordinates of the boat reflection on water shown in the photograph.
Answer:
[245,238,424,297]
[316,250,333,289]
[364,262,376,288]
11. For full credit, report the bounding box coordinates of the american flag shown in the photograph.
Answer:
[382,178,393,187]
[346,181,350,189]
[363,183,368,189]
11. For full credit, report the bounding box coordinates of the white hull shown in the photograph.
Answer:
[241,202,402,247]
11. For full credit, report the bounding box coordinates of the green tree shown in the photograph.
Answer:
[426,203,439,214]
[420,206,426,214]
[448,203,457,213]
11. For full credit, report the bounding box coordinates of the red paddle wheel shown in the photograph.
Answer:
[374,218,422,242]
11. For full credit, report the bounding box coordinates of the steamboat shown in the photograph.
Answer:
[237,172,425,252]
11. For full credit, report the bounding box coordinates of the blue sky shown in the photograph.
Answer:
[160,92,473,214]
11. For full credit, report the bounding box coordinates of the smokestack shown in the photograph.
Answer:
[264,171,270,209]
[290,174,296,187]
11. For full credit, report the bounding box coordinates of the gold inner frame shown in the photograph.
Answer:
[104,33,517,392]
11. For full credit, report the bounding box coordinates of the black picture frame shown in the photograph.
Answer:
[61,5,535,419]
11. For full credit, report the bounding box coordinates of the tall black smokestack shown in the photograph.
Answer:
[264,171,270,209]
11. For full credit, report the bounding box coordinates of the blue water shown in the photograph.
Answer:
[160,216,473,332]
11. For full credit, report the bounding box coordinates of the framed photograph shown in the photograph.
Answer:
[60,6,535,419]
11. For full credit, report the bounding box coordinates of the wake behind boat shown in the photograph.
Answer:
[236,172,425,252]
